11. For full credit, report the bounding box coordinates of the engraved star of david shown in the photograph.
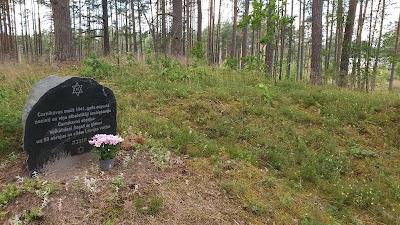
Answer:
[72,82,83,96]
[77,146,85,153]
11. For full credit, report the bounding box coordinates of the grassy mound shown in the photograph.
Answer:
[1,57,399,224]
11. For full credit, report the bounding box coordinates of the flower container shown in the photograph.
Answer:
[89,134,124,171]
[99,158,115,171]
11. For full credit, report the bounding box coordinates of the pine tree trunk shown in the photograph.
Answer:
[78,0,82,60]
[286,0,294,80]
[114,0,119,56]
[371,0,385,91]
[103,0,110,56]
[207,0,214,63]
[365,0,377,92]
[51,0,74,61]
[156,0,160,54]
[323,0,330,81]
[24,3,30,62]
[186,0,190,65]
[351,0,365,88]
[273,32,279,82]
[87,0,92,55]
[31,0,37,61]
[131,0,138,55]
[355,0,368,89]
[37,3,42,57]
[296,0,302,81]
[197,0,202,41]
[1,5,5,60]
[265,1,275,76]
[171,0,182,55]
[251,29,255,56]
[367,0,381,90]
[310,0,323,85]
[325,0,335,82]
[215,0,222,64]
[161,0,166,55]
[388,14,400,91]
[211,0,215,62]
[241,0,250,68]
[19,2,25,60]
[138,5,143,55]
[334,0,343,84]
[273,0,280,81]
[338,0,357,87]
[12,0,19,61]
[125,2,129,52]
[279,3,286,80]
[230,0,237,57]
[5,0,15,60]
[257,30,261,60]
[299,0,306,80]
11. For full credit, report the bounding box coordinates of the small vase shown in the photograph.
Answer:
[99,158,115,171]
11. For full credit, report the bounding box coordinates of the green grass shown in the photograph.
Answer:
[135,195,164,215]
[1,55,399,224]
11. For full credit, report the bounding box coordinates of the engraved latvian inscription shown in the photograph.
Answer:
[22,76,117,175]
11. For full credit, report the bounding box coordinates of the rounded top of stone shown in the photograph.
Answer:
[22,76,72,129]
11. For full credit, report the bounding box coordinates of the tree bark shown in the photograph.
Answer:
[251,29,255,57]
[51,0,74,61]
[186,0,190,65]
[334,0,343,84]
[389,14,400,91]
[114,0,119,56]
[354,0,368,89]
[207,0,215,63]
[131,0,138,55]
[230,0,237,57]
[138,3,143,55]
[365,0,377,92]
[102,0,110,56]
[147,0,157,53]
[12,0,19,60]
[125,1,129,52]
[197,0,202,41]
[310,0,323,85]
[87,0,92,55]
[265,1,275,76]
[172,0,183,55]
[296,0,302,81]
[215,0,222,64]
[5,0,16,60]
[286,0,294,80]
[338,0,357,87]
[78,0,82,60]
[161,0,166,55]
[299,0,306,80]
[24,2,30,62]
[1,2,6,60]
[323,0,330,82]
[325,0,335,82]
[37,2,42,57]
[19,1,25,60]
[279,3,286,80]
[241,0,250,68]
[371,0,385,91]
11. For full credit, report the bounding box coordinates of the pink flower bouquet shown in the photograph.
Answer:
[89,134,124,160]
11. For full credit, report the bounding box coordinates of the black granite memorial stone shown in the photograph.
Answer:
[22,76,117,175]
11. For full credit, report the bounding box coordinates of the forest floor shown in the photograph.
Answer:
[1,57,400,224]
